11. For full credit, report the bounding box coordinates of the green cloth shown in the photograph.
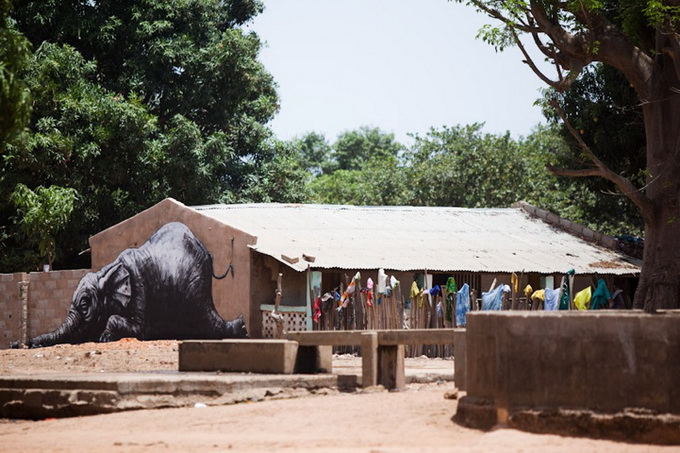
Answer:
[445,277,457,322]
[590,278,611,310]
[559,269,575,310]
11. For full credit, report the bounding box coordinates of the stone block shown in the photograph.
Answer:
[178,339,299,374]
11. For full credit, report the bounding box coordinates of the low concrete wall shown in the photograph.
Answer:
[464,311,680,414]
[457,311,680,441]
[0,270,87,348]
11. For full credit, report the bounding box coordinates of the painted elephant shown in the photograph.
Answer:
[14,222,247,348]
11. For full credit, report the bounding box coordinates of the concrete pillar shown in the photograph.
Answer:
[361,331,378,388]
[18,273,29,348]
[453,328,466,391]
[378,344,405,390]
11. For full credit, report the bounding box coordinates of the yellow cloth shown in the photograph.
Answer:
[574,286,592,310]
[410,281,423,307]
[511,273,519,294]
[531,289,545,301]
[410,281,419,299]
[523,284,533,297]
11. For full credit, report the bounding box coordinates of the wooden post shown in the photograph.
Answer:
[271,273,285,339]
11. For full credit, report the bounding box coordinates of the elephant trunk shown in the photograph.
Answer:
[28,310,82,348]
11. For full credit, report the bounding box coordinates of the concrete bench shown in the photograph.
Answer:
[179,339,300,374]
[286,329,457,390]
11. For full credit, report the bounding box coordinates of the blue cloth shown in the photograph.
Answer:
[456,283,470,327]
[482,284,503,311]
[544,287,560,311]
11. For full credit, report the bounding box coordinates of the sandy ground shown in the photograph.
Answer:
[1,340,679,452]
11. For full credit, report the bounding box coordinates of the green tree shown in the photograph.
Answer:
[1,42,161,270]
[2,1,286,270]
[406,124,539,208]
[329,126,403,173]
[539,64,645,237]
[458,0,680,310]
[10,183,77,270]
[309,154,409,205]
[290,132,332,176]
[0,0,31,148]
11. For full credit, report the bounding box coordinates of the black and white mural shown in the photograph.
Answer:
[14,222,248,348]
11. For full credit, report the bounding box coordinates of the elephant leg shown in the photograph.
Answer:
[100,315,142,342]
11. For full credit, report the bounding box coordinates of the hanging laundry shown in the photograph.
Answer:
[436,301,444,318]
[544,288,560,311]
[445,293,455,322]
[410,280,422,307]
[377,269,387,294]
[531,289,546,301]
[610,288,625,309]
[523,284,533,297]
[390,275,399,288]
[511,272,519,294]
[574,286,592,310]
[445,277,457,323]
[482,284,504,311]
[456,283,470,326]
[503,284,511,293]
[367,278,374,290]
[590,279,611,310]
[339,278,357,308]
[312,296,322,323]
[385,286,393,297]
[429,285,441,297]
[446,277,457,294]
[559,270,574,310]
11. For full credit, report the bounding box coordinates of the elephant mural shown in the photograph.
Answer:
[13,222,248,348]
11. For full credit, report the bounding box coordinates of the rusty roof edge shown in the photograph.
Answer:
[514,201,618,251]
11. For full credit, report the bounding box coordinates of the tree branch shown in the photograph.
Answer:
[548,99,654,220]
[545,165,603,177]
[468,1,538,33]
[511,28,574,91]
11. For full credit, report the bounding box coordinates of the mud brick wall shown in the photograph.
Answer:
[0,270,88,348]
[0,273,26,348]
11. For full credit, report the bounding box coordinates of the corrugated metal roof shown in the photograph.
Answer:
[192,203,639,275]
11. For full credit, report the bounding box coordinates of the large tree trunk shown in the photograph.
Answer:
[632,79,680,311]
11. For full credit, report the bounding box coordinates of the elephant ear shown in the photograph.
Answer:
[99,263,132,309]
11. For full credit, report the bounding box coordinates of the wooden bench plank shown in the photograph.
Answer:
[377,328,455,345]
[286,329,455,346]
[285,330,366,346]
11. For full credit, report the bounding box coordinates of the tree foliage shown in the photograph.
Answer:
[540,63,645,236]
[455,0,680,310]
[10,183,76,269]
[1,0,302,272]
[0,0,31,148]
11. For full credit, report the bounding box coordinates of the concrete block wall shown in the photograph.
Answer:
[464,311,680,414]
[0,273,26,348]
[0,270,88,348]
[26,270,88,340]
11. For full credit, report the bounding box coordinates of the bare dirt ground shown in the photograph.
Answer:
[1,341,679,452]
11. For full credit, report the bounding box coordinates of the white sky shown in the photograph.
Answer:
[250,0,551,144]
